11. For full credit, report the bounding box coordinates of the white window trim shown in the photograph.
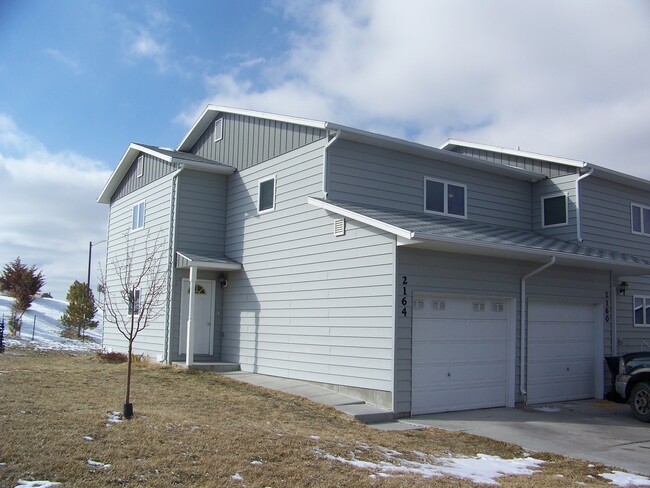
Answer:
[257,175,276,214]
[136,155,144,178]
[631,202,650,237]
[131,201,146,231]
[423,176,467,219]
[541,192,569,228]
[213,117,223,143]
[634,295,650,327]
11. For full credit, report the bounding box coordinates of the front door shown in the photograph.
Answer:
[179,279,215,356]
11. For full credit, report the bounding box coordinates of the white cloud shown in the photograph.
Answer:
[0,115,112,300]
[44,48,82,74]
[188,0,650,178]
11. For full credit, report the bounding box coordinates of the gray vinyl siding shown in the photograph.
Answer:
[174,170,228,255]
[533,174,578,240]
[580,176,650,259]
[191,112,326,170]
[395,247,608,414]
[615,276,650,355]
[221,139,396,398]
[449,146,576,178]
[111,152,177,203]
[327,139,533,230]
[102,172,175,359]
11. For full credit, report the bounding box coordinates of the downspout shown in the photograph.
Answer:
[163,166,184,364]
[520,256,556,402]
[575,167,594,242]
[321,129,341,200]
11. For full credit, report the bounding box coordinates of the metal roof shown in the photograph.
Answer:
[308,198,650,275]
[176,251,241,271]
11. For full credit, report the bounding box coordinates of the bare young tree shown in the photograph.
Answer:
[98,231,168,418]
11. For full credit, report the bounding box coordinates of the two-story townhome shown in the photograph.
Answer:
[98,105,650,416]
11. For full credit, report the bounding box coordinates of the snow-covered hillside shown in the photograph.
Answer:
[0,294,102,352]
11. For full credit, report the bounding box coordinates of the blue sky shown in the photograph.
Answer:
[1,0,649,299]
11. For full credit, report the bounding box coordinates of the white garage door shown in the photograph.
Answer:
[412,295,511,415]
[527,301,598,404]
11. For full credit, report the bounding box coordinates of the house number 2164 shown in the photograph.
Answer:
[401,276,408,317]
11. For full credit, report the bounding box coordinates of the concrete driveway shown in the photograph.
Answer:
[403,400,650,476]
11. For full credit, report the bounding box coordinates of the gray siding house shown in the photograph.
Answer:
[98,106,650,416]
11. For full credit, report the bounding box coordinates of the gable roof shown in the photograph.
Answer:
[176,105,546,183]
[308,198,650,276]
[97,143,235,204]
[441,139,650,191]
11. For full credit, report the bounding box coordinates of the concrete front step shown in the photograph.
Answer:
[336,403,395,424]
[173,362,241,373]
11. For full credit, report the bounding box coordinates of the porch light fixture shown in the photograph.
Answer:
[218,274,228,288]
[617,281,629,296]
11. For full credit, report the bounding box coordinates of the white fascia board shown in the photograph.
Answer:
[440,139,586,168]
[307,197,414,240]
[588,163,650,191]
[97,143,179,203]
[176,158,236,175]
[177,104,328,152]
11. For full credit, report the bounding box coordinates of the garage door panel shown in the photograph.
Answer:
[412,295,511,415]
[528,301,597,404]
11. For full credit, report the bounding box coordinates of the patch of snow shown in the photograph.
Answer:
[533,407,561,413]
[105,411,123,427]
[250,461,263,466]
[599,471,650,486]
[318,447,545,485]
[15,481,61,487]
[0,296,102,353]
[83,436,94,441]
[309,435,320,441]
[231,473,243,481]
[87,459,111,469]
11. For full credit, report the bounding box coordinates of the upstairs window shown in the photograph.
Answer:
[634,296,650,327]
[542,193,568,228]
[132,201,145,230]
[424,177,466,218]
[258,176,276,213]
[631,203,650,236]
[213,117,223,142]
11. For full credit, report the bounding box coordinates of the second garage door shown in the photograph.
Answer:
[412,295,514,415]
[527,300,599,404]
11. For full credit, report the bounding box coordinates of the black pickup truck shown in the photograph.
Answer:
[615,352,650,422]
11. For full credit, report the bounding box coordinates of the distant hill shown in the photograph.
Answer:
[0,294,102,352]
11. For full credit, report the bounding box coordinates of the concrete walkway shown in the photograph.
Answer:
[221,371,394,424]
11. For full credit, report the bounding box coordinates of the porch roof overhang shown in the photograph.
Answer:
[176,251,242,271]
[308,198,650,277]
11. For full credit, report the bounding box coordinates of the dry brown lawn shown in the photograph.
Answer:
[0,348,620,487]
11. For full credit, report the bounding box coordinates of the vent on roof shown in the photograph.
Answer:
[334,218,346,237]
[136,155,144,178]
[213,117,223,142]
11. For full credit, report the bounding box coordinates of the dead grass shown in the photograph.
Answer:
[0,348,617,487]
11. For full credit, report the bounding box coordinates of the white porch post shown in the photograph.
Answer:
[186,266,197,367]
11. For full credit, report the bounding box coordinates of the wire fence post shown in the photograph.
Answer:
[31,315,36,341]
[0,314,5,353]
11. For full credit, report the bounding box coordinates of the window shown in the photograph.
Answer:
[213,117,223,142]
[128,288,141,315]
[132,201,145,230]
[424,177,466,217]
[136,155,144,178]
[631,203,650,236]
[634,296,650,327]
[542,193,568,227]
[258,176,276,213]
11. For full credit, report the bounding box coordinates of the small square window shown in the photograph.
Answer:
[492,302,505,313]
[132,202,145,230]
[473,302,486,312]
[634,296,650,327]
[258,176,276,213]
[542,193,567,227]
[413,298,425,310]
[213,117,223,142]
[432,300,446,311]
[136,155,144,178]
[631,203,650,236]
[424,177,466,218]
